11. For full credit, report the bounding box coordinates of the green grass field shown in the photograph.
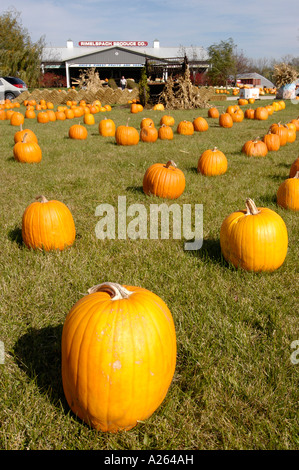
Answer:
[0,98,298,450]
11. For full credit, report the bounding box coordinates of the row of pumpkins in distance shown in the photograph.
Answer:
[4,98,299,434]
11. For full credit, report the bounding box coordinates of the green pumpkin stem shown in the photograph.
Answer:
[245,198,260,215]
[88,282,132,299]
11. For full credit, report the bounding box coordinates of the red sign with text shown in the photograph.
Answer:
[79,41,148,47]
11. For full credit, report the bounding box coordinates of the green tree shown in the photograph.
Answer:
[0,8,45,86]
[207,38,236,86]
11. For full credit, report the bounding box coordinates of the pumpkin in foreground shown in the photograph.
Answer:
[61,282,177,432]
[143,160,185,199]
[22,195,76,251]
[220,198,288,272]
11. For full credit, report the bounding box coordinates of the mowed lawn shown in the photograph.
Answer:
[0,97,298,450]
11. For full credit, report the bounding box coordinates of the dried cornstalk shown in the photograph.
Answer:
[273,63,298,88]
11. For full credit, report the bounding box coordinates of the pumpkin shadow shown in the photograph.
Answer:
[8,226,23,247]
[13,325,68,410]
[126,185,144,194]
[184,237,225,265]
[258,194,277,205]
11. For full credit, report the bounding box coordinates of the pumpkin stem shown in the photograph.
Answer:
[165,160,177,168]
[87,282,132,299]
[293,171,299,179]
[245,198,260,215]
[22,132,28,143]
[212,146,218,151]
[35,195,48,203]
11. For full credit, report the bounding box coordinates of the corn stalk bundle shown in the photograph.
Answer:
[273,63,298,88]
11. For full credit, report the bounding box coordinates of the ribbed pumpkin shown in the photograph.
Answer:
[208,107,219,118]
[197,147,228,176]
[277,172,299,211]
[143,160,185,199]
[242,139,268,157]
[140,122,158,142]
[10,111,25,126]
[160,115,175,127]
[289,156,299,177]
[115,122,139,146]
[22,195,76,251]
[231,108,244,122]
[37,112,49,124]
[25,108,36,119]
[254,107,268,120]
[285,124,296,143]
[220,198,288,272]
[158,124,174,140]
[245,108,255,120]
[13,133,42,163]
[193,116,209,132]
[177,120,194,135]
[141,117,155,129]
[219,112,233,128]
[99,118,116,136]
[14,125,38,144]
[269,122,288,146]
[263,130,280,151]
[61,281,176,432]
[84,113,95,125]
[69,124,88,140]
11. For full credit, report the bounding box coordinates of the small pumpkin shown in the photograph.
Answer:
[208,107,219,118]
[115,122,139,146]
[197,147,228,176]
[289,156,299,178]
[277,172,299,211]
[14,125,38,144]
[160,115,175,127]
[10,111,25,126]
[158,124,173,140]
[284,124,296,143]
[61,281,176,432]
[69,124,88,140]
[153,103,164,110]
[22,195,76,251]
[84,113,95,125]
[263,130,280,152]
[269,122,288,146]
[193,116,209,132]
[143,160,185,199]
[230,108,244,122]
[242,138,268,157]
[219,112,233,128]
[254,107,269,120]
[37,112,49,123]
[177,120,194,135]
[220,198,288,272]
[13,133,42,163]
[140,122,158,143]
[99,118,116,136]
[140,117,155,129]
[245,108,255,119]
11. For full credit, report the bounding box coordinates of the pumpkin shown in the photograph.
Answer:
[141,117,155,129]
[64,109,75,119]
[208,107,219,118]
[193,116,209,132]
[69,124,88,140]
[220,198,288,272]
[153,103,165,110]
[284,124,296,143]
[143,160,185,199]
[230,108,244,122]
[269,122,288,146]
[55,111,66,121]
[130,103,143,113]
[289,156,299,177]
[47,110,56,122]
[160,115,175,126]
[238,98,248,106]
[177,120,194,135]
[263,130,280,152]
[37,112,49,123]
[197,147,228,176]
[245,108,255,119]
[14,125,38,144]
[242,138,268,157]
[158,124,174,140]
[226,105,239,115]
[277,172,299,211]
[10,111,25,126]
[219,112,233,128]
[254,107,268,120]
[99,118,116,136]
[289,117,299,131]
[265,104,274,116]
[61,281,176,432]
[13,133,42,163]
[25,108,36,119]
[115,122,139,146]
[140,123,158,142]
[84,113,95,125]
[22,195,76,251]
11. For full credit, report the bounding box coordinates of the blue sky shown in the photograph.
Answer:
[1,0,299,60]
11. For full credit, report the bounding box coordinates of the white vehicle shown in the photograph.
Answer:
[0,76,28,101]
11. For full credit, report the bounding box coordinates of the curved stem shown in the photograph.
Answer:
[165,160,177,168]
[87,282,132,299]
[35,195,48,203]
[245,198,260,215]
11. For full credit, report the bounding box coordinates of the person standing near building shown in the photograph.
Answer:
[120,76,127,90]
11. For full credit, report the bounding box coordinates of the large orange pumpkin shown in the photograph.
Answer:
[177,120,194,135]
[22,195,76,251]
[220,198,288,272]
[115,122,139,146]
[99,118,116,136]
[242,139,268,157]
[69,124,88,140]
[140,123,158,142]
[143,160,185,199]
[197,147,228,176]
[13,133,42,163]
[219,112,233,128]
[193,116,209,132]
[61,281,176,432]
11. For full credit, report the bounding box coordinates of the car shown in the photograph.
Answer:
[0,76,28,101]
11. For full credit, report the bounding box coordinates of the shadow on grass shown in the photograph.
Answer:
[8,226,23,247]
[185,237,226,266]
[258,193,277,205]
[13,325,67,410]
[126,185,144,194]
